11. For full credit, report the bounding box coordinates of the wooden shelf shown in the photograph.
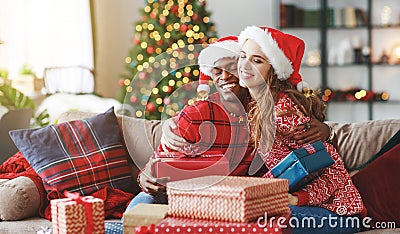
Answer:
[278,0,400,120]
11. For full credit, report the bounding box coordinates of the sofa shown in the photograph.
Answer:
[0,110,399,233]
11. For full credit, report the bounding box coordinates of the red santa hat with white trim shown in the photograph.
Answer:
[238,26,309,92]
[197,36,241,95]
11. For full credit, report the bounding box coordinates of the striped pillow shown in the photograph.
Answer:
[10,107,134,195]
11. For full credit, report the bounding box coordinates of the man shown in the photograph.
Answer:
[131,36,332,206]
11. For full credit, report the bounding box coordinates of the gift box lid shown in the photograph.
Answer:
[167,175,288,200]
[123,204,169,227]
[50,196,104,206]
[295,141,334,173]
[154,150,224,158]
[155,213,292,234]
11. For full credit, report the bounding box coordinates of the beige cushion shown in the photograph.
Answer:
[58,111,162,169]
[120,116,162,169]
[0,176,40,221]
[0,179,9,186]
[0,216,52,233]
[333,119,400,173]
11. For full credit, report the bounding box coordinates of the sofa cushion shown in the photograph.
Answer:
[352,143,400,227]
[332,119,400,172]
[357,129,400,171]
[0,176,40,221]
[0,217,52,233]
[9,107,135,195]
[120,116,162,169]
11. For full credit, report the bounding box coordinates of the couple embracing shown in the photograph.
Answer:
[131,26,366,234]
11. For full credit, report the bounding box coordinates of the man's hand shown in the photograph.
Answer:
[160,117,187,152]
[281,118,330,145]
[138,157,170,194]
[288,193,298,206]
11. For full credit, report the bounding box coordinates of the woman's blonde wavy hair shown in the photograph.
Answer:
[249,67,326,154]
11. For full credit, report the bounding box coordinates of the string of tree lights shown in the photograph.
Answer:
[118,0,218,120]
[321,88,389,102]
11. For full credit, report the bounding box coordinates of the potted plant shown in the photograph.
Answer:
[0,77,49,127]
[10,64,37,95]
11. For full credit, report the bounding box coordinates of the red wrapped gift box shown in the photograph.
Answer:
[154,151,230,181]
[154,213,292,234]
[51,194,105,234]
[167,176,289,223]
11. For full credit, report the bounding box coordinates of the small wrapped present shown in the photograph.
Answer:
[104,221,123,234]
[123,204,169,234]
[154,151,230,181]
[51,192,105,234]
[167,175,289,222]
[268,140,334,191]
[155,213,292,234]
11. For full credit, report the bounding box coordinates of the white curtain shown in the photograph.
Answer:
[0,0,93,78]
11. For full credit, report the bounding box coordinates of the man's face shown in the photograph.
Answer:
[211,57,248,103]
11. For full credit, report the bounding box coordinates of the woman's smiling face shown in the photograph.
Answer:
[238,39,272,89]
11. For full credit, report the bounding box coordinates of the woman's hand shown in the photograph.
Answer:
[160,117,187,152]
[288,193,299,206]
[281,118,330,145]
[138,157,170,194]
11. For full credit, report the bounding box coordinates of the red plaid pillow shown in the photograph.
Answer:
[9,107,135,195]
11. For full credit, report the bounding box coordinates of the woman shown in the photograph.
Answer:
[237,26,366,233]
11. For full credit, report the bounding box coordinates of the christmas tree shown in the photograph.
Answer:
[118,0,218,120]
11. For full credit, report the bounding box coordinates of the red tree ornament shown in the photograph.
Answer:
[130,96,138,103]
[167,86,173,93]
[157,39,164,46]
[147,46,155,54]
[159,16,166,25]
[180,24,188,32]
[147,102,156,112]
[171,5,178,14]
[138,72,147,80]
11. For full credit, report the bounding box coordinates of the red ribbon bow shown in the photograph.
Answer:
[303,143,317,155]
[64,191,95,234]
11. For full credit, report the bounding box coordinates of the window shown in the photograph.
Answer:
[0,0,93,79]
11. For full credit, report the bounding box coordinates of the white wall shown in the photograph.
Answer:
[206,0,276,37]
